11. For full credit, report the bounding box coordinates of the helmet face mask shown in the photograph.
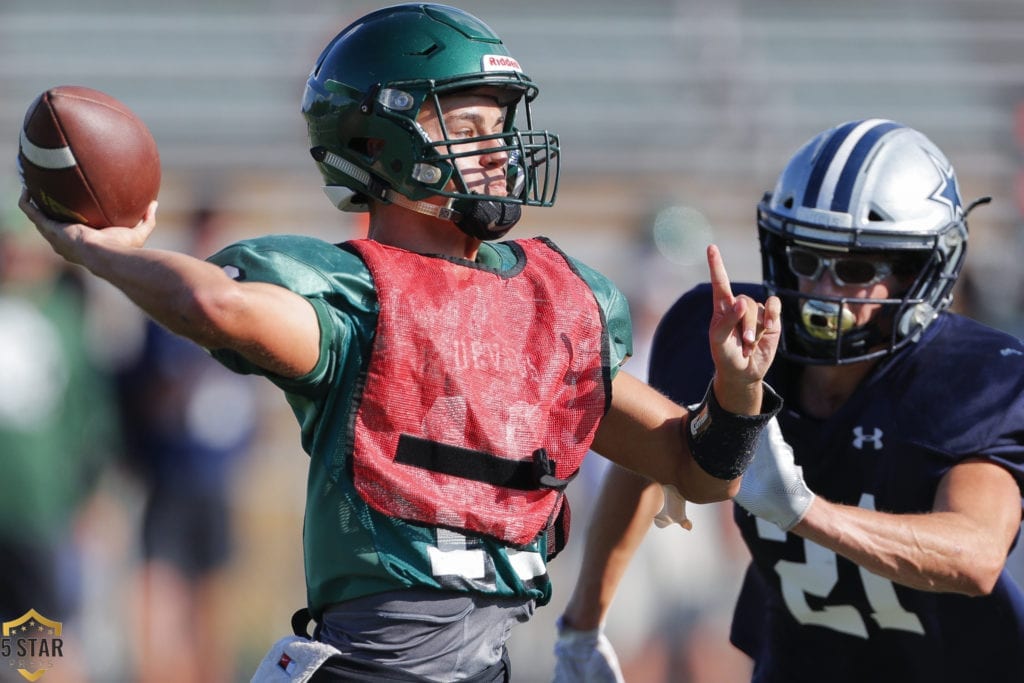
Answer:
[758,119,970,365]
[302,4,559,230]
[413,87,539,202]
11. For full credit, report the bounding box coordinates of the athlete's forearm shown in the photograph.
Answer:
[24,195,236,350]
[76,238,320,377]
[80,241,243,347]
[561,466,663,630]
[794,498,1006,596]
[592,372,737,502]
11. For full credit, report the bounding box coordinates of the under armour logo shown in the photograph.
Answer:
[852,426,883,450]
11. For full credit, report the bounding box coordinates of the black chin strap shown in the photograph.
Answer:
[451,198,522,241]
[312,146,525,240]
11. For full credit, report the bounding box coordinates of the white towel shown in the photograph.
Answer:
[250,635,341,683]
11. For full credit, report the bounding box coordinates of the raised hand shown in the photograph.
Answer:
[706,244,781,394]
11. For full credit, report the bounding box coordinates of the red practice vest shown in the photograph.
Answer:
[349,238,610,548]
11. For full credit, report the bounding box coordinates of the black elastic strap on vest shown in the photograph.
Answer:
[395,434,576,491]
[545,497,571,561]
[532,448,575,490]
[684,380,783,480]
[292,607,314,639]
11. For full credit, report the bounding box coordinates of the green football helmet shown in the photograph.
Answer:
[302,3,560,239]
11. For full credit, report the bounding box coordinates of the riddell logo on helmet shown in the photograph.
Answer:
[482,55,522,72]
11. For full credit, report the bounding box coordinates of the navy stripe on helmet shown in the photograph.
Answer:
[802,120,861,209]
[830,120,904,213]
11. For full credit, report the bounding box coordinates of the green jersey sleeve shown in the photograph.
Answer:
[560,251,633,377]
[205,235,377,384]
[205,235,381,456]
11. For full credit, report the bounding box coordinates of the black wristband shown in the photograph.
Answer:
[684,380,783,480]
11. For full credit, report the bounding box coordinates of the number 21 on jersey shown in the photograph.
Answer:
[755,493,925,638]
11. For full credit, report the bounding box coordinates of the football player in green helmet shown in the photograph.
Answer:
[302,2,558,241]
[20,4,782,681]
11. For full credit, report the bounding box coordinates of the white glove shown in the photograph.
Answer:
[250,635,340,683]
[552,617,625,683]
[654,484,693,530]
[734,417,815,531]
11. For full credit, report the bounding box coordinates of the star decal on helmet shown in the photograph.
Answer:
[928,151,962,220]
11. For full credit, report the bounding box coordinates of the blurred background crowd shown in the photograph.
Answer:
[3,0,1024,680]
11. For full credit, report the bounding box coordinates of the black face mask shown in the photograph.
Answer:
[451,197,522,241]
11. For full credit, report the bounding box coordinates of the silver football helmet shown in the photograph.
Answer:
[758,119,984,365]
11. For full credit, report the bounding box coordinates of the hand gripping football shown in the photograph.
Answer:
[18,85,161,228]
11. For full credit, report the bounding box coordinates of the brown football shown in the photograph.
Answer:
[18,85,161,228]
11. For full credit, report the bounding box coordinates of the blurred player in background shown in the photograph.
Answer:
[19,4,782,681]
[0,198,118,683]
[114,204,258,683]
[554,119,1024,683]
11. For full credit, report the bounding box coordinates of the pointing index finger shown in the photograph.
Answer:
[707,244,736,310]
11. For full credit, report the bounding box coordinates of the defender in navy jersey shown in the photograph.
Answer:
[557,120,1024,683]
[19,5,782,681]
